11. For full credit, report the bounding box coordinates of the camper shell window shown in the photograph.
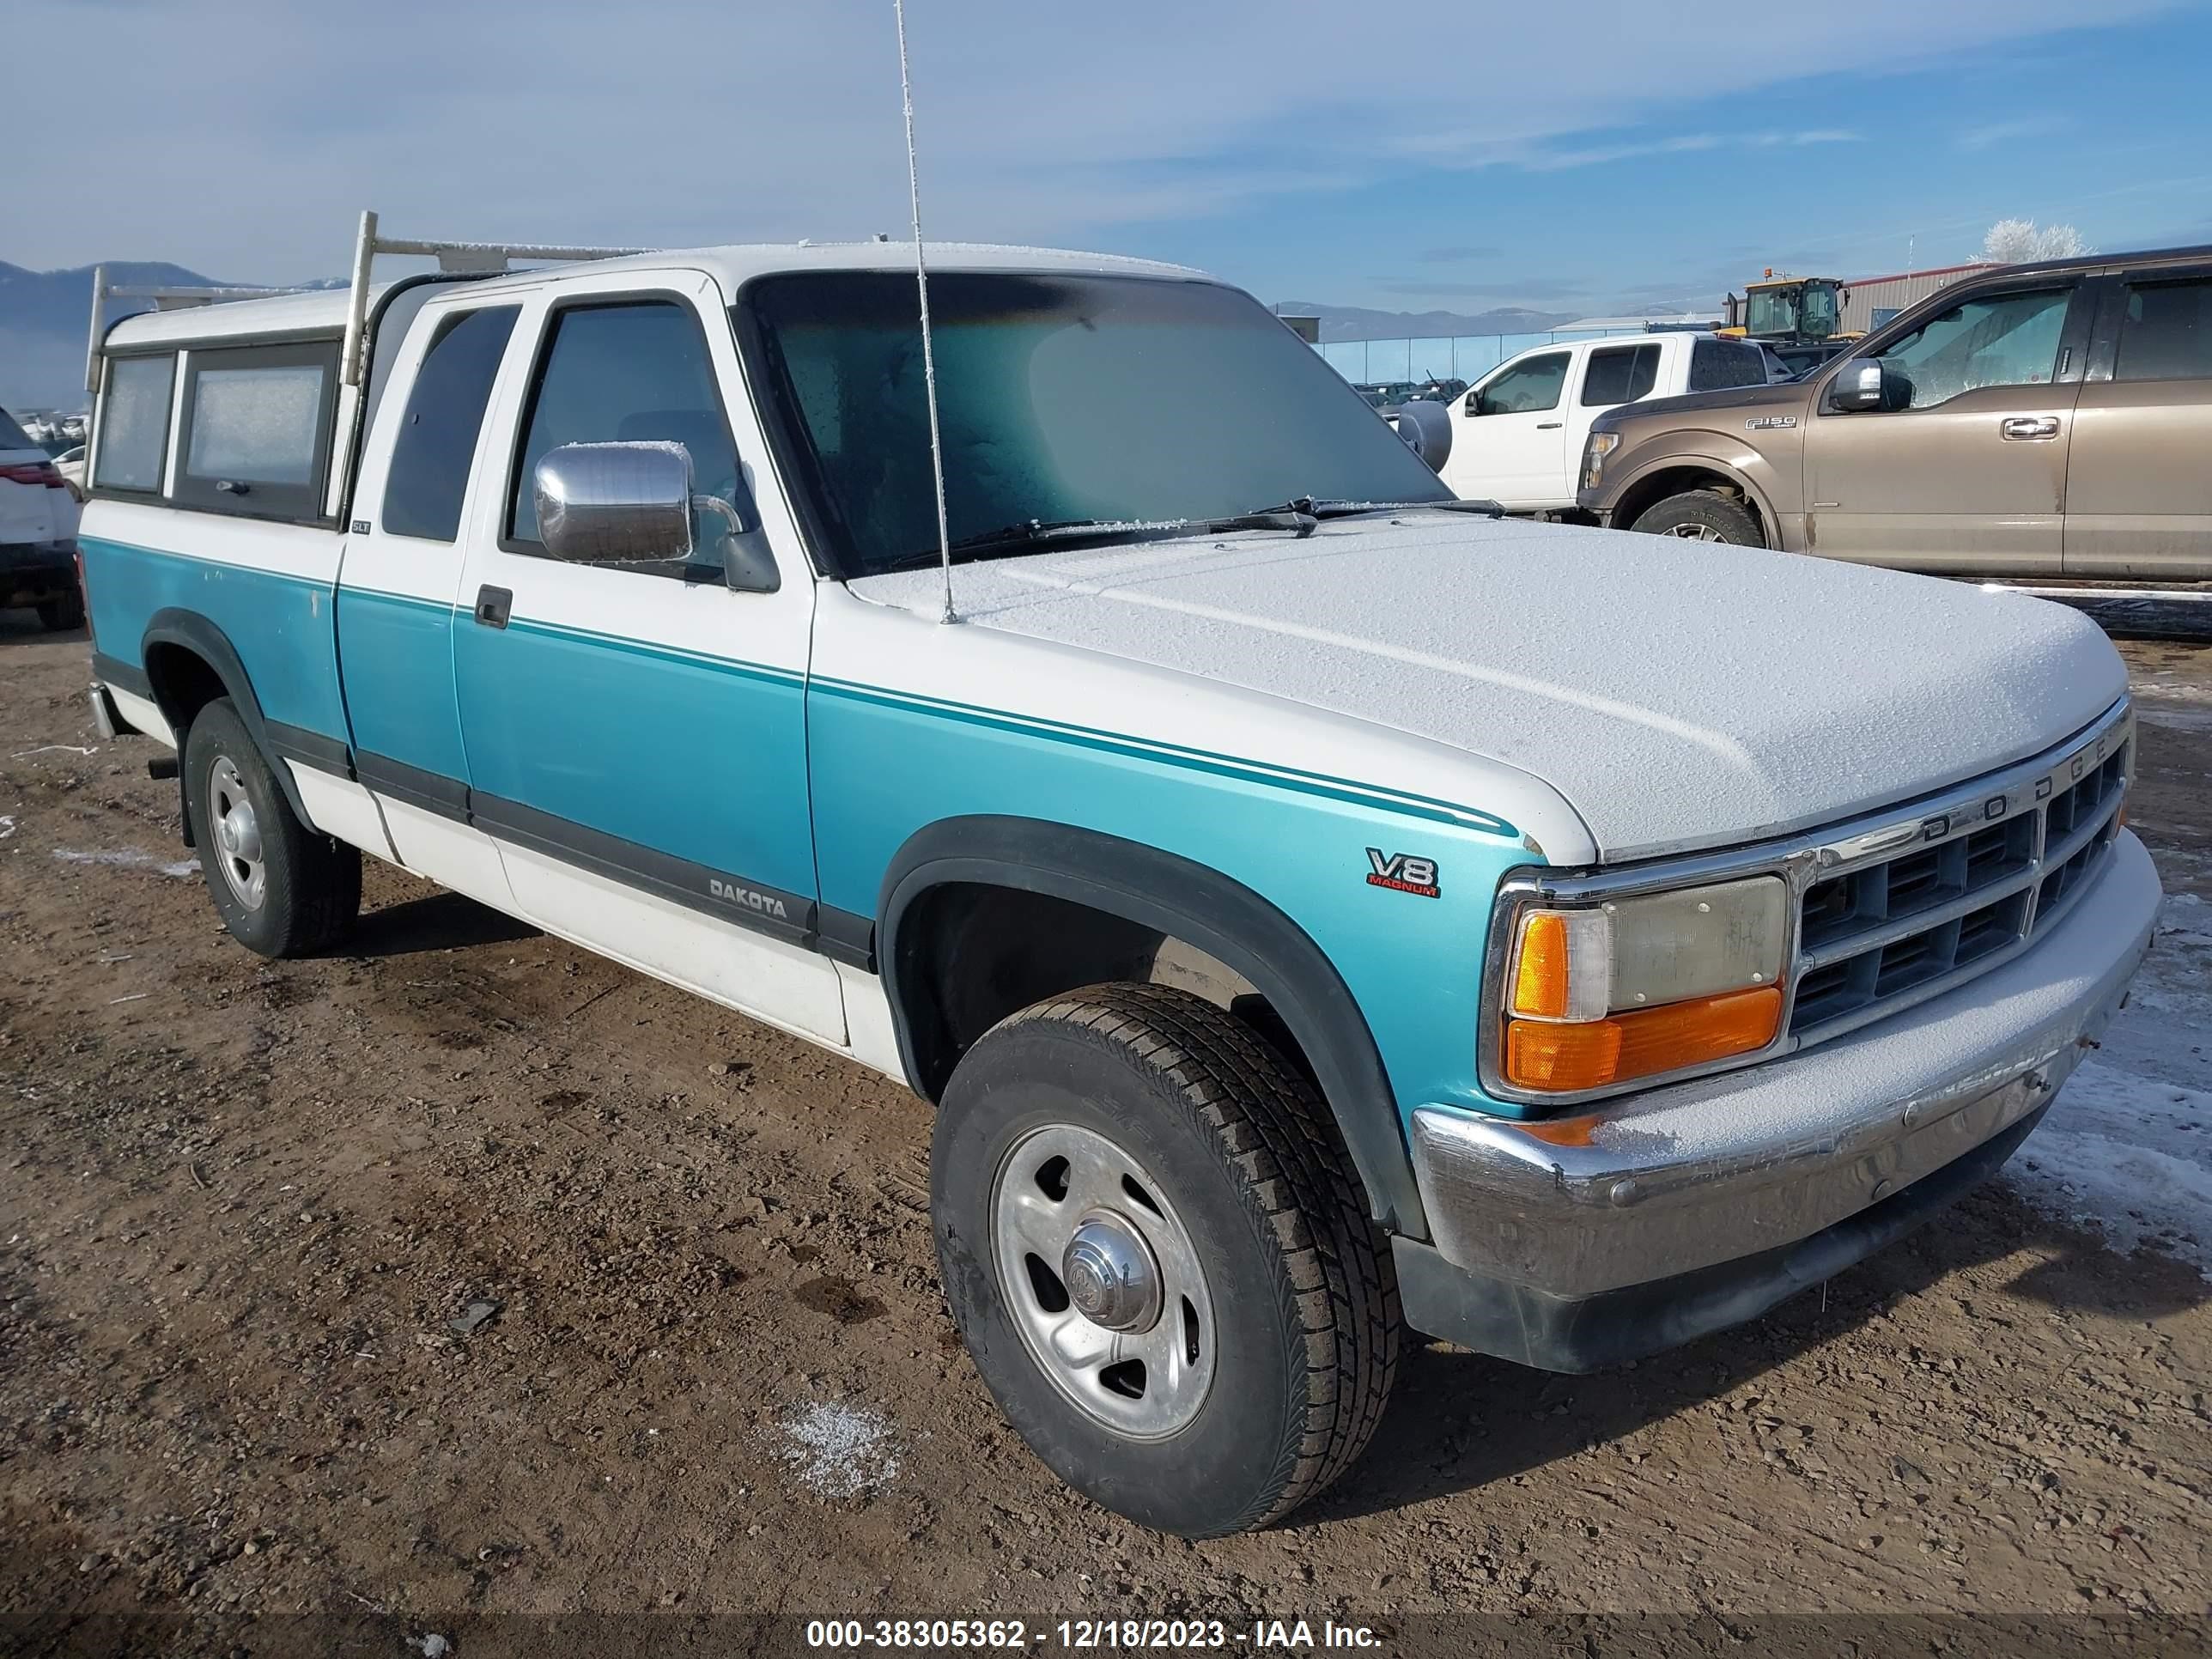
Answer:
[172,339,341,520]
[92,354,178,495]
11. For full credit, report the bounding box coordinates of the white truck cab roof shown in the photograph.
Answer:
[100,241,1206,354]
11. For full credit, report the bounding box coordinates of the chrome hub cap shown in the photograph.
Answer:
[1659,522,1726,541]
[207,757,266,910]
[1061,1213,1162,1334]
[992,1123,1216,1440]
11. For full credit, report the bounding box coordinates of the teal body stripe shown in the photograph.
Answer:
[811,677,1517,839]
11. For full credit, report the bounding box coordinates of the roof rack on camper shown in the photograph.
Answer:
[85,209,648,392]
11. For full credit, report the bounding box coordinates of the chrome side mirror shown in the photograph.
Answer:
[536,441,696,564]
[533,441,779,592]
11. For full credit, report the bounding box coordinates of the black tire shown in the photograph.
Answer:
[181,698,361,957]
[36,590,85,631]
[932,981,1401,1536]
[1628,489,1765,545]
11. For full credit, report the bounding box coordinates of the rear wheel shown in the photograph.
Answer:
[182,698,361,957]
[35,590,85,631]
[932,982,1400,1536]
[1629,489,1765,545]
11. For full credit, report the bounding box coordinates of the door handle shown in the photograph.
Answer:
[1536,421,1564,430]
[472,585,513,629]
[1999,416,2060,441]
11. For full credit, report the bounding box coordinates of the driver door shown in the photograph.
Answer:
[1445,348,1575,508]
[450,270,843,1041]
[1802,281,2094,574]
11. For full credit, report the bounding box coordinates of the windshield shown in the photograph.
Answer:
[1745,288,1799,336]
[738,272,1449,579]
[0,406,40,453]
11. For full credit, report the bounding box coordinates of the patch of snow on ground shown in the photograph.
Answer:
[52,847,198,879]
[2008,892,2212,1276]
[772,1401,900,1498]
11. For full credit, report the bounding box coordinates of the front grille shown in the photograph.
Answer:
[1786,724,2130,1042]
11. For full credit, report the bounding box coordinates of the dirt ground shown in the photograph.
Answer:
[2,611,2209,1658]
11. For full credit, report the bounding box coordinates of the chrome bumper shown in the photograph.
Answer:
[1408,830,2161,1303]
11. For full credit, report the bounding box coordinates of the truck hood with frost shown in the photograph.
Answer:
[847,514,2127,863]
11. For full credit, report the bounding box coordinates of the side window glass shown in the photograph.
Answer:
[508,301,740,565]
[94,354,176,492]
[1688,339,1767,392]
[1582,343,1659,406]
[381,306,520,541]
[173,341,338,519]
[1476,352,1569,415]
[1874,289,2070,409]
[2113,277,2212,383]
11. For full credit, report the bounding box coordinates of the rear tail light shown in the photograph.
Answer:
[0,462,66,488]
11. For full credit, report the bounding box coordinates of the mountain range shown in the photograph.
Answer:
[1273,300,1583,344]
[1,260,245,414]
[3,259,1589,412]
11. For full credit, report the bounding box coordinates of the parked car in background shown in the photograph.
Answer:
[1439,332,1782,512]
[1580,244,2212,575]
[1353,375,1468,417]
[0,404,82,629]
[53,444,88,497]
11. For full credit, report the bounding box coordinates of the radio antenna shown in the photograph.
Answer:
[894,0,957,625]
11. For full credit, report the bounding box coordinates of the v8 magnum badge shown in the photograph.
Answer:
[1366,848,1440,898]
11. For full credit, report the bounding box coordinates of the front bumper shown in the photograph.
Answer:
[1396,830,2161,1370]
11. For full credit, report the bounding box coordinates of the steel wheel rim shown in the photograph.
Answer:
[207,757,266,911]
[990,1122,1217,1441]
[1660,522,1726,541]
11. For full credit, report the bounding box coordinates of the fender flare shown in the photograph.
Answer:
[140,608,318,833]
[877,815,1426,1236]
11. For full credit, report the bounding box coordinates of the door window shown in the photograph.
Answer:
[1581,343,1660,406]
[1688,338,1770,392]
[382,306,520,542]
[2112,276,2212,382]
[1873,288,2071,409]
[1474,352,1569,415]
[507,300,742,567]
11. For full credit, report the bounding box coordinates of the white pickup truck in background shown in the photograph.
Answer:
[1438,331,1785,512]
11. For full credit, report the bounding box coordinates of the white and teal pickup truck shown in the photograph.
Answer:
[76,218,2159,1537]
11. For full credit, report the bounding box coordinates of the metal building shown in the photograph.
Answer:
[1840,262,2002,335]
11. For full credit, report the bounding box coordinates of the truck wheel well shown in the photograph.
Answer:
[893,882,1322,1104]
[143,641,229,738]
[1613,467,1770,545]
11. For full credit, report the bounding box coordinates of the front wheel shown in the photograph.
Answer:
[1628,489,1765,545]
[182,698,361,957]
[932,983,1400,1536]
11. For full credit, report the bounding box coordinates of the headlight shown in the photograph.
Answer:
[1582,430,1620,491]
[1494,875,1787,1095]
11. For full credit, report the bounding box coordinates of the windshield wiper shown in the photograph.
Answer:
[877,519,1133,571]
[1243,496,1505,521]
[877,507,1323,572]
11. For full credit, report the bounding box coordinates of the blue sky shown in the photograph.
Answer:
[9,0,2210,315]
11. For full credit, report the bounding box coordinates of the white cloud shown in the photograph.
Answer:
[2,0,2175,276]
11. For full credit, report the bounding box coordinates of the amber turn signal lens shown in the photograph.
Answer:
[1503,985,1784,1093]
[1511,912,1571,1018]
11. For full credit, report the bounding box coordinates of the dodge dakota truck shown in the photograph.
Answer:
[76,216,2160,1537]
